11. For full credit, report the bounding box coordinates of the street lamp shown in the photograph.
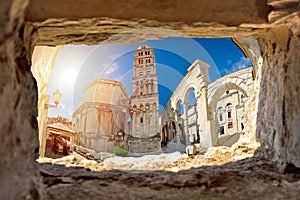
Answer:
[45,89,62,109]
[39,89,62,158]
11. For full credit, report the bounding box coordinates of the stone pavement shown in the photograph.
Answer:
[39,157,300,200]
[37,138,300,199]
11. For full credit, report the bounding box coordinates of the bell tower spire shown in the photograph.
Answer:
[128,44,161,154]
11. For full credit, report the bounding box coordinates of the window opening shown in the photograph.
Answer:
[219,126,225,135]
[228,111,232,119]
[32,37,254,172]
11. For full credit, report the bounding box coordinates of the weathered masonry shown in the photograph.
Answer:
[0,0,299,199]
[160,60,253,149]
[128,44,161,154]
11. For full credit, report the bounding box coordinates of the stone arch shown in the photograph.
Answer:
[168,59,210,110]
[183,86,197,105]
[209,82,249,113]
[207,68,253,108]
[145,103,150,110]
[175,99,184,115]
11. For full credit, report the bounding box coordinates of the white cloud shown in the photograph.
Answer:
[222,57,252,75]
[103,62,121,77]
[231,57,252,71]
[226,59,232,65]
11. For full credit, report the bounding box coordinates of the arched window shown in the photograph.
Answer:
[228,111,232,119]
[241,94,245,102]
[226,103,233,128]
[219,126,225,135]
[217,107,224,124]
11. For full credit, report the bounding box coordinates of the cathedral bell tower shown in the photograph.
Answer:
[128,44,161,154]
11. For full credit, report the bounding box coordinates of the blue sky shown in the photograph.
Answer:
[47,38,252,119]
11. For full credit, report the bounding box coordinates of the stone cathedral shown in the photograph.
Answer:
[73,44,253,155]
[73,44,161,155]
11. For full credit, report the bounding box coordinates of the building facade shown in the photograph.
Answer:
[216,89,246,146]
[72,79,128,152]
[128,44,161,154]
[45,116,78,158]
[73,45,254,154]
[160,61,254,149]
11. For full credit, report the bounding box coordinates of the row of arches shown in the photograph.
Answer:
[136,50,152,57]
[131,103,157,111]
[161,67,253,148]
[161,88,198,147]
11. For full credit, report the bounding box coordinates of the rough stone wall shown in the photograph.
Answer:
[256,16,300,171]
[0,0,40,199]
[0,0,299,198]
[31,46,62,157]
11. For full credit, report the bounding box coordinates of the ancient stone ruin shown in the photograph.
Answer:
[0,0,299,199]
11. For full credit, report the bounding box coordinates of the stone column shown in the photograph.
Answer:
[154,81,158,93]
[132,110,136,136]
[174,111,181,144]
[183,103,190,145]
[145,109,149,136]
[142,110,146,137]
[39,94,50,157]
[111,111,115,135]
[97,107,101,136]
[196,86,216,148]
[83,106,88,147]
[148,83,151,95]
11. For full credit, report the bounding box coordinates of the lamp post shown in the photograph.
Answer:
[44,89,62,109]
[39,89,62,157]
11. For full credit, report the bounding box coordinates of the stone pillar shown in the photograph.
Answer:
[97,107,101,136]
[132,110,136,136]
[183,103,190,145]
[83,106,88,147]
[196,86,217,148]
[38,94,50,157]
[148,83,151,95]
[111,111,115,135]
[174,111,181,144]
[145,109,149,136]
[31,46,63,157]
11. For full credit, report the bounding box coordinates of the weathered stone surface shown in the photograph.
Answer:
[31,46,63,157]
[0,0,40,199]
[256,15,300,171]
[37,134,258,172]
[39,157,300,200]
[26,0,271,25]
[1,0,300,199]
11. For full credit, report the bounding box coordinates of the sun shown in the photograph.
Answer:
[57,67,79,88]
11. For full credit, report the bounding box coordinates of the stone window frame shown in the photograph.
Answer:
[217,107,224,124]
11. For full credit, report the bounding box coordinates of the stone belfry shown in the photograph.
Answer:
[128,44,161,154]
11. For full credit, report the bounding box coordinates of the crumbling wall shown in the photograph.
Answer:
[0,0,40,199]
[256,18,300,171]
[0,0,299,198]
